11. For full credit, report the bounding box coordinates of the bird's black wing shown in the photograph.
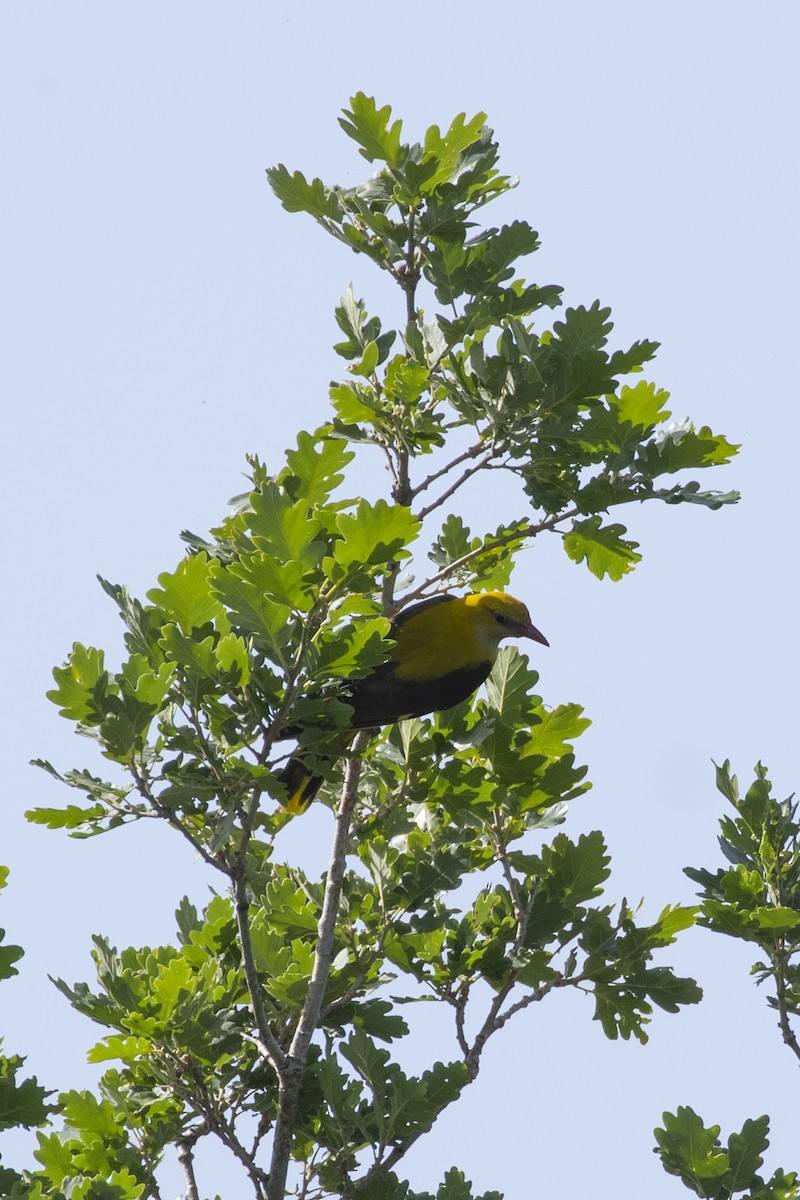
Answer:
[390,592,457,628]
[345,660,492,728]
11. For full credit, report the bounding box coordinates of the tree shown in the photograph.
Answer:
[6,96,737,1198]
[654,763,800,1198]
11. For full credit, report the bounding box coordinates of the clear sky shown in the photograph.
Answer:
[2,3,799,1196]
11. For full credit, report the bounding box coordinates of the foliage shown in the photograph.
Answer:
[13,97,739,1197]
[0,867,59,1194]
[654,1107,798,1199]
[653,763,800,1194]
[685,761,800,1040]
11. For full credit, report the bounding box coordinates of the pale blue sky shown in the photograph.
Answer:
[2,3,799,1196]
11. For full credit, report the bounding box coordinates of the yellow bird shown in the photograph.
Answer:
[280,591,548,814]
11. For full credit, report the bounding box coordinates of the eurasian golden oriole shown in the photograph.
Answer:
[279,591,548,814]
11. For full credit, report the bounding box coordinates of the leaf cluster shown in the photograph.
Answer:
[685,762,800,1034]
[28,437,419,853]
[653,764,800,1195]
[654,1107,798,1199]
[0,868,59,1194]
[269,93,738,583]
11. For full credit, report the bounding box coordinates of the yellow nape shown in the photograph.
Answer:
[392,591,545,682]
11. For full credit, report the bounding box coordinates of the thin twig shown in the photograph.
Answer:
[491,814,525,927]
[399,505,580,606]
[490,974,575,1035]
[232,864,288,1079]
[464,829,539,1077]
[774,944,800,1064]
[358,969,574,1192]
[415,451,497,521]
[453,984,470,1059]
[266,732,370,1200]
[129,760,228,876]
[404,205,417,327]
[409,441,488,500]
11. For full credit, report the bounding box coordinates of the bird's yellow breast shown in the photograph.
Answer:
[390,597,493,682]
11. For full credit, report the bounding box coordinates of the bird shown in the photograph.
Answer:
[279,591,548,814]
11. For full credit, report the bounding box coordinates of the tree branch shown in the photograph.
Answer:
[490,974,574,1035]
[773,945,800,1064]
[403,205,418,328]
[409,441,489,500]
[129,761,229,877]
[176,1137,200,1200]
[400,505,580,606]
[266,731,370,1200]
[415,450,497,521]
[233,864,288,1080]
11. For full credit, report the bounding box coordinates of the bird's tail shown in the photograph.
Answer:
[279,753,326,815]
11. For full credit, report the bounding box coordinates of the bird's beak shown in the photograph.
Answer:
[522,621,549,647]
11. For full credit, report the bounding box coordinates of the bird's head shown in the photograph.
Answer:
[466,592,549,653]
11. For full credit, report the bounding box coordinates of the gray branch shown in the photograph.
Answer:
[266,732,370,1200]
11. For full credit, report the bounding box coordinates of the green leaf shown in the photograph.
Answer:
[249,480,324,567]
[522,704,592,761]
[86,1035,152,1064]
[339,93,404,166]
[655,480,740,509]
[209,564,294,663]
[150,956,195,1019]
[282,429,354,505]
[640,966,703,1013]
[726,1115,769,1191]
[435,1167,503,1200]
[333,500,419,569]
[654,904,699,941]
[25,802,107,832]
[383,357,430,406]
[312,617,391,679]
[655,1106,729,1183]
[430,514,472,567]
[347,999,409,1043]
[551,302,613,355]
[421,111,489,191]
[266,164,341,219]
[98,577,163,661]
[350,339,381,378]
[59,1089,122,1136]
[215,632,251,684]
[261,874,318,936]
[356,1171,416,1200]
[420,1059,468,1111]
[640,420,739,475]
[147,553,224,635]
[330,382,381,427]
[714,759,740,805]
[47,643,107,722]
[563,516,642,581]
[0,881,24,979]
[428,517,525,591]
[485,647,537,720]
[118,654,174,708]
[226,552,310,612]
[751,906,800,930]
[0,1054,55,1130]
[543,831,610,905]
[610,380,671,430]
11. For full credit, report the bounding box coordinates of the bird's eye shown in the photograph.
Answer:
[494,612,506,625]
